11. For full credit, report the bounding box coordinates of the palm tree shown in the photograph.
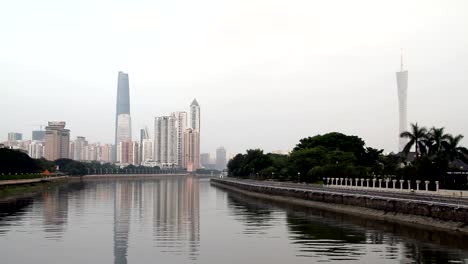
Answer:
[442,134,468,162]
[400,123,428,159]
[426,127,450,155]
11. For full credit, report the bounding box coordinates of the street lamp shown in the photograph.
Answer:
[297,172,301,183]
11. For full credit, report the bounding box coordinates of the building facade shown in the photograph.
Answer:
[183,128,200,172]
[172,111,187,167]
[44,121,70,161]
[154,116,177,165]
[28,140,44,159]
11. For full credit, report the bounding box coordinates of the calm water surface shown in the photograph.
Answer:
[1,176,467,264]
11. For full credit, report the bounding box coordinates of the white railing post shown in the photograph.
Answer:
[378,179,382,188]
[435,181,439,192]
[392,179,397,189]
[416,180,421,191]
[372,179,376,188]
[425,181,430,191]
[407,180,411,191]
[399,180,404,190]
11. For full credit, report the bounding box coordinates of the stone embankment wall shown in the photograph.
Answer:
[211,179,468,225]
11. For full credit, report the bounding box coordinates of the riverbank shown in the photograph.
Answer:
[0,177,69,208]
[211,178,468,235]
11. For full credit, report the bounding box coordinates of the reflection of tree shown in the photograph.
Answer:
[226,192,275,231]
[401,241,468,263]
[0,198,33,235]
[286,215,366,243]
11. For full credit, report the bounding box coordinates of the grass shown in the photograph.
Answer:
[0,174,44,181]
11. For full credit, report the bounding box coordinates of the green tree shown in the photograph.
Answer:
[400,123,428,158]
[426,127,450,155]
[442,134,468,162]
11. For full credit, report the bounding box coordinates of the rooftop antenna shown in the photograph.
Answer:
[400,48,404,71]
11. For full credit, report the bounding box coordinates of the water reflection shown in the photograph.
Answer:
[111,177,200,264]
[225,191,468,263]
[1,177,467,264]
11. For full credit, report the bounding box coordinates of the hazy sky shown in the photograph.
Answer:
[1,0,467,156]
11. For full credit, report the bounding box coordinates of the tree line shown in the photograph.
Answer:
[227,128,467,188]
[0,147,162,176]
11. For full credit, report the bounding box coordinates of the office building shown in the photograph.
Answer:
[190,99,200,131]
[216,146,227,171]
[44,121,70,161]
[115,71,132,159]
[8,132,22,142]
[32,130,45,141]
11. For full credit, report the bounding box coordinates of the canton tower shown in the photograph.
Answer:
[396,53,408,152]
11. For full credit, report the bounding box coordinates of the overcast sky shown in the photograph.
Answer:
[1,0,467,156]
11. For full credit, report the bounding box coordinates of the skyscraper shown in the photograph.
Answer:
[189,99,201,169]
[172,111,187,167]
[216,146,227,171]
[183,128,200,172]
[190,99,200,132]
[396,54,408,152]
[154,116,176,165]
[115,71,132,158]
[44,121,70,161]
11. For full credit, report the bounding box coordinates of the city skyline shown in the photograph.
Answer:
[2,0,468,155]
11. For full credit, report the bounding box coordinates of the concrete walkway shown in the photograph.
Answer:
[0,176,68,186]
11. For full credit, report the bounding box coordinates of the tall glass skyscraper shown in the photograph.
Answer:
[115,72,132,157]
[396,55,408,152]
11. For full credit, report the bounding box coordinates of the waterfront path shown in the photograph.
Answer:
[213,178,468,209]
[0,176,68,186]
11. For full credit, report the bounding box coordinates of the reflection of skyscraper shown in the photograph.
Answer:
[152,177,200,260]
[114,182,132,264]
[396,54,408,152]
[115,72,132,159]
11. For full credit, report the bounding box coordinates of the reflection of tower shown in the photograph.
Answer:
[115,71,132,160]
[114,182,132,264]
[152,177,200,260]
[42,187,68,238]
[396,52,408,152]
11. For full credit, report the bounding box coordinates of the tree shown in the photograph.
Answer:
[400,123,428,158]
[426,127,450,155]
[442,134,468,162]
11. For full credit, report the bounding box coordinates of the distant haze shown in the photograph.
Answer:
[1,0,467,155]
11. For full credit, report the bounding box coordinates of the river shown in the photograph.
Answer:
[1,176,467,263]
